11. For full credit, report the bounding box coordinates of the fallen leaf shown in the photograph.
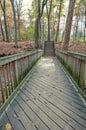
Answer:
[48,93,53,97]
[78,107,83,111]
[13,114,20,121]
[66,117,72,123]
[52,86,56,89]
[44,101,47,105]
[13,114,17,118]
[60,90,62,92]
[5,123,12,130]
[26,98,29,101]
[34,93,41,100]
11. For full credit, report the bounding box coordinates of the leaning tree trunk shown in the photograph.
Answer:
[63,0,76,50]
[10,0,18,48]
[0,0,9,42]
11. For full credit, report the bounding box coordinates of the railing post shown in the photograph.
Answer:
[84,62,86,90]
[15,60,19,85]
[0,50,43,107]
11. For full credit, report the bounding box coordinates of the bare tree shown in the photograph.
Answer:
[15,0,23,40]
[35,0,47,48]
[10,0,18,48]
[55,0,63,42]
[0,0,9,42]
[46,0,52,41]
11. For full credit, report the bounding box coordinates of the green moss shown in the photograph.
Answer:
[56,54,82,89]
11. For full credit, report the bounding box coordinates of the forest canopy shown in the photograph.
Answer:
[0,0,86,54]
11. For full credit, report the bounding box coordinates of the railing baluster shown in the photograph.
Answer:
[6,63,11,96]
[2,65,8,99]
[9,62,14,92]
[0,67,5,104]
[0,50,43,107]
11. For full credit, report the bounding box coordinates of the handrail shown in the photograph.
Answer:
[0,50,43,106]
[56,49,86,95]
[0,50,42,65]
[56,49,86,60]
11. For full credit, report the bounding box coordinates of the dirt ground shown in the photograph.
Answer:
[56,42,86,54]
[0,41,35,57]
[0,41,86,57]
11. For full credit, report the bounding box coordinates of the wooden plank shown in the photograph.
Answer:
[29,80,86,109]
[11,99,37,130]
[29,78,86,110]
[25,82,86,117]
[19,89,74,130]
[15,95,50,130]
[17,92,62,130]
[21,84,86,130]
[29,78,81,100]
[0,112,13,130]
[6,104,25,130]
[25,82,86,125]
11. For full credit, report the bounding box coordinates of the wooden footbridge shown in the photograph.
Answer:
[0,42,86,130]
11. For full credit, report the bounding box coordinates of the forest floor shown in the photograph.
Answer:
[0,41,86,57]
[0,41,35,57]
[56,42,86,54]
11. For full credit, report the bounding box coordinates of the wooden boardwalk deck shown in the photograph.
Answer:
[0,57,86,130]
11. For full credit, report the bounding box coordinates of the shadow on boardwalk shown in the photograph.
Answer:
[0,57,86,130]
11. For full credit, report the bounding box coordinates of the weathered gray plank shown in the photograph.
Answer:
[11,99,37,130]
[28,80,86,115]
[0,112,13,130]
[16,93,62,130]
[28,80,86,111]
[19,89,74,130]
[6,104,25,130]
[15,95,50,130]
[29,78,82,101]
[20,85,86,130]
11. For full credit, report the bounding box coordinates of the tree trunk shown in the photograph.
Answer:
[10,0,18,48]
[84,9,86,42]
[18,14,21,40]
[48,16,50,41]
[35,0,47,48]
[74,16,79,41]
[40,21,42,45]
[0,18,5,41]
[35,0,40,48]
[55,0,63,42]
[63,0,76,50]
[3,11,9,42]
[46,0,52,41]
[35,17,40,48]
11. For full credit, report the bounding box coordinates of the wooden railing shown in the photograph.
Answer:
[56,49,86,95]
[0,50,43,106]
